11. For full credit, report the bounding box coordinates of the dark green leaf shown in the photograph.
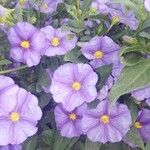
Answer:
[126,128,144,149]
[121,52,143,66]
[53,131,79,150]
[0,59,11,66]
[139,31,150,39]
[84,138,101,150]
[42,129,55,146]
[64,48,82,63]
[38,93,51,108]
[96,64,113,90]
[23,135,38,150]
[124,96,139,123]
[38,67,50,87]
[145,141,150,150]
[109,59,150,104]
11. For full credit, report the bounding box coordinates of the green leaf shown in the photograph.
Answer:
[126,128,144,149]
[80,0,92,10]
[109,59,150,104]
[100,142,128,150]
[121,52,143,66]
[53,131,79,150]
[124,96,139,123]
[84,138,101,150]
[120,45,150,55]
[0,59,11,66]
[139,31,150,39]
[96,64,113,90]
[23,136,38,150]
[42,129,55,146]
[64,48,82,63]
[145,141,150,150]
[38,93,51,108]
[38,66,50,87]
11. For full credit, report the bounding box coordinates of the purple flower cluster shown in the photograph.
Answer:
[2,0,150,147]
[54,99,132,143]
[0,76,42,145]
[8,23,77,67]
[16,0,63,14]
[91,0,139,30]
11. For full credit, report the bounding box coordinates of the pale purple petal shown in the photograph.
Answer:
[144,0,150,11]
[0,76,15,91]
[0,85,19,113]
[24,50,41,67]
[10,47,24,62]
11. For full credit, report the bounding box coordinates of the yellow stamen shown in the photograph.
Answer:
[112,16,121,24]
[100,115,109,124]
[134,121,142,129]
[94,51,104,59]
[20,40,30,49]
[51,37,60,47]
[72,82,81,90]
[10,112,20,122]
[69,113,77,120]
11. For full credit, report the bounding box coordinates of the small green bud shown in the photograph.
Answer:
[111,16,121,25]
[122,35,138,45]
[30,16,37,24]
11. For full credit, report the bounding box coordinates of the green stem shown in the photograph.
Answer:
[76,0,80,20]
[19,1,23,21]
[106,24,114,33]
[0,65,27,75]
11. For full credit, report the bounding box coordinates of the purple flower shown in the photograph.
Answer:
[109,4,139,30]
[132,86,150,106]
[91,1,139,30]
[134,109,150,142]
[81,36,120,68]
[50,63,98,111]
[82,100,131,143]
[34,0,64,14]
[0,75,42,145]
[41,26,77,57]
[54,103,87,138]
[8,22,46,67]
[0,145,22,150]
[144,0,150,11]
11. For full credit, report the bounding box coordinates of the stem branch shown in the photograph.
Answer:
[0,65,27,75]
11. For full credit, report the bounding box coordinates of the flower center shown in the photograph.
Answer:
[72,82,81,90]
[21,40,30,49]
[94,50,104,59]
[100,115,109,124]
[134,121,142,129]
[10,112,20,122]
[51,37,60,46]
[112,16,121,24]
[42,2,48,10]
[69,113,77,120]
